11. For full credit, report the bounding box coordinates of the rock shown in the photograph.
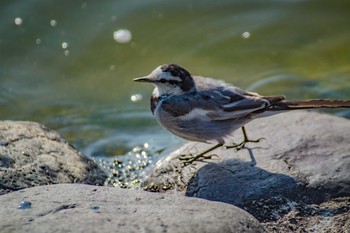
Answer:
[143,111,350,231]
[0,184,266,233]
[0,121,107,195]
[263,197,350,232]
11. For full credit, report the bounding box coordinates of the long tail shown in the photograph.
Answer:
[267,99,350,111]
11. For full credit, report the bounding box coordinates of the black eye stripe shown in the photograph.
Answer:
[160,64,195,91]
[158,79,179,85]
[169,80,179,85]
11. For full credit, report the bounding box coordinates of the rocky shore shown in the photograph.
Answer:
[1,111,349,232]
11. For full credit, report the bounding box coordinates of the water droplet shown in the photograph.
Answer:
[109,65,116,71]
[62,42,68,49]
[36,38,41,45]
[81,2,87,9]
[14,17,23,26]
[64,50,70,56]
[141,151,148,157]
[242,31,251,39]
[113,29,132,44]
[131,94,142,102]
[18,201,32,209]
[90,205,100,210]
[50,19,57,27]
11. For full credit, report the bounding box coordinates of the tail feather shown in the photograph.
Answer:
[267,99,350,111]
[262,95,285,104]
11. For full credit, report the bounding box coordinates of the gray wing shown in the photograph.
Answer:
[203,89,269,120]
[161,88,269,120]
[192,76,270,120]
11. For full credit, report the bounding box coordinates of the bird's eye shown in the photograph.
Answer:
[159,79,166,83]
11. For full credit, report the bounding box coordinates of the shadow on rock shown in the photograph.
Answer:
[186,155,297,206]
[184,149,337,222]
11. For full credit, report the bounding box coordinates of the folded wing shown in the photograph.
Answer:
[162,76,285,121]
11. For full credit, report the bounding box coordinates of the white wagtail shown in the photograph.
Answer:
[134,64,350,164]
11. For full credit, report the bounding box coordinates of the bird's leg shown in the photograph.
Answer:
[226,126,265,151]
[179,143,222,166]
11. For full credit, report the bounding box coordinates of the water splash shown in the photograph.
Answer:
[102,143,155,188]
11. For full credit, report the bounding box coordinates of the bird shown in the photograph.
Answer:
[133,64,350,164]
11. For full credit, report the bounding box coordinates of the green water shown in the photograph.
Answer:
[1,0,350,159]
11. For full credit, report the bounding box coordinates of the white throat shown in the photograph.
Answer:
[153,84,185,96]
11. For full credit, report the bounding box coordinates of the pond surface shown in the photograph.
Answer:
[1,1,349,184]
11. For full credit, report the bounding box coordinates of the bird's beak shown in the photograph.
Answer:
[133,76,152,83]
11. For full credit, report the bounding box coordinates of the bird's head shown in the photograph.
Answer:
[133,64,195,95]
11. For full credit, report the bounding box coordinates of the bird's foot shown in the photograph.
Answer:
[225,137,266,151]
[178,143,222,166]
[179,153,218,166]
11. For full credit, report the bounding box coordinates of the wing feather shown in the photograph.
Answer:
[161,76,271,121]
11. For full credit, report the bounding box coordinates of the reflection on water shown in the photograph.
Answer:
[1,1,350,185]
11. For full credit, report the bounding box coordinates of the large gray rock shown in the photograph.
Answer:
[0,184,265,233]
[0,121,107,195]
[143,111,350,231]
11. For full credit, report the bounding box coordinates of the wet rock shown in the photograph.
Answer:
[0,121,107,195]
[0,184,266,233]
[143,111,350,231]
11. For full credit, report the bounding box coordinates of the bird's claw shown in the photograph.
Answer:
[178,153,194,161]
[225,137,266,151]
[179,153,218,167]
